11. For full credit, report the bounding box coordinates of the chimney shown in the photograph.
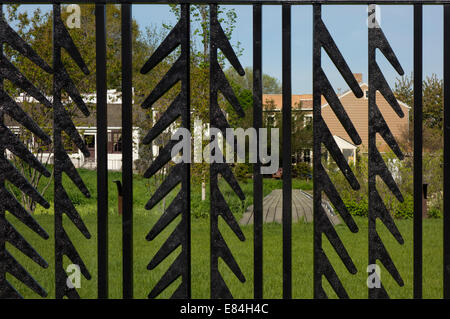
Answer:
[353,73,363,84]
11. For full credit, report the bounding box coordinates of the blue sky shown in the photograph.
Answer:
[17,4,444,94]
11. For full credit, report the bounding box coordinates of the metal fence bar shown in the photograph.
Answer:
[210,3,247,298]
[253,3,263,299]
[312,4,322,299]
[0,3,53,298]
[96,3,108,299]
[368,3,405,299]
[54,3,92,299]
[313,4,361,298]
[53,4,64,299]
[180,3,191,298]
[0,5,5,298]
[413,3,423,300]
[121,3,133,299]
[140,3,191,299]
[210,4,222,298]
[0,5,5,299]
[444,3,450,300]
[282,2,292,299]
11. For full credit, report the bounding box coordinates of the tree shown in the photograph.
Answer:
[394,73,443,153]
[225,66,282,94]
[394,73,444,216]
[160,5,244,194]
[423,74,444,130]
[394,73,413,121]
[224,81,253,129]
[5,4,164,211]
[8,4,167,114]
[167,4,241,67]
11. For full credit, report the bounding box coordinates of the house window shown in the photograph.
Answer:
[266,114,275,127]
[365,90,369,99]
[303,115,313,126]
[108,130,122,153]
[303,149,311,163]
[82,134,96,160]
[342,148,354,163]
[84,135,95,149]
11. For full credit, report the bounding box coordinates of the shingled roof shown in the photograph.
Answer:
[5,102,146,128]
[262,94,325,110]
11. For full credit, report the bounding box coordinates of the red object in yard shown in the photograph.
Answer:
[272,168,283,179]
[423,183,428,218]
[114,180,123,215]
[118,196,123,216]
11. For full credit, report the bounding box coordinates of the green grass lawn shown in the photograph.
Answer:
[5,170,444,299]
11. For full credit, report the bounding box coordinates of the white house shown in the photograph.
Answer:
[8,90,141,171]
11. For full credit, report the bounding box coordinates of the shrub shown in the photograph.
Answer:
[344,195,416,219]
[344,197,368,217]
[292,179,313,191]
[428,207,442,219]
[191,198,210,219]
[293,162,312,179]
[393,194,414,219]
[233,163,252,181]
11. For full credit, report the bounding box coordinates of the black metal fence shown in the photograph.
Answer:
[0,0,448,299]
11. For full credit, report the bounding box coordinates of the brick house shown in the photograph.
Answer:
[263,73,410,165]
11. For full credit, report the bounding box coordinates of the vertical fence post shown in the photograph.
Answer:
[0,4,5,298]
[0,4,52,299]
[312,4,322,299]
[181,3,191,298]
[413,3,423,300]
[139,3,191,299]
[312,3,362,299]
[253,3,263,299]
[368,3,405,299]
[368,7,377,299]
[444,3,450,299]
[96,3,108,299]
[53,4,63,299]
[121,3,133,299]
[282,3,292,300]
[210,4,220,298]
[209,3,246,298]
[54,3,92,299]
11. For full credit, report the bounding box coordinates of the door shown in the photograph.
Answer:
[84,134,96,161]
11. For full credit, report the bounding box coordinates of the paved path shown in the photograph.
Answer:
[239,189,341,226]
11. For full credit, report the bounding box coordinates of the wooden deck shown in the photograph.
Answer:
[239,189,341,226]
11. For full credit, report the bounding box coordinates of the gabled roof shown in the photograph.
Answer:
[6,102,146,128]
[333,135,357,149]
[5,103,125,127]
[262,94,323,110]
[263,82,411,111]
[321,82,411,110]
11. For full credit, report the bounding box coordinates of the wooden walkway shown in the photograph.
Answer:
[239,189,341,226]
